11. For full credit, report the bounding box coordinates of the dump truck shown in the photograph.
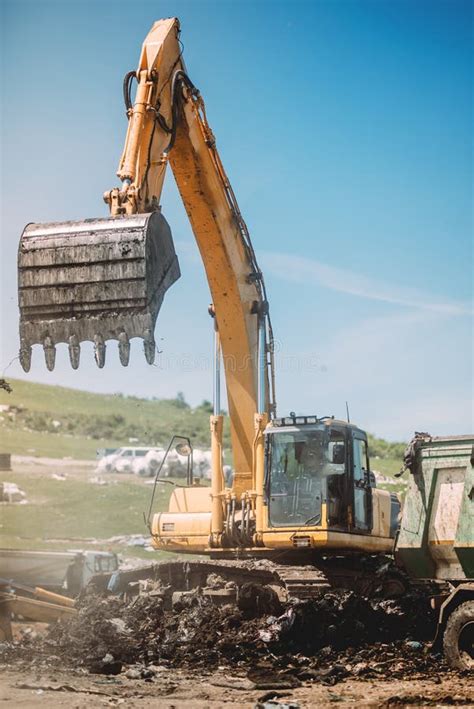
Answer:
[395,434,474,670]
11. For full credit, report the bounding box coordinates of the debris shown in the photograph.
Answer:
[209,675,256,690]
[89,652,123,675]
[0,379,12,394]
[89,475,109,486]
[259,607,295,642]
[15,682,112,696]
[0,482,27,504]
[385,694,473,706]
[248,667,301,690]
[351,661,369,676]
[257,691,293,704]
[238,582,282,617]
[51,473,67,481]
[0,578,447,687]
[255,690,292,709]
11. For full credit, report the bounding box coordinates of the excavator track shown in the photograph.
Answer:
[96,555,415,606]
[102,559,332,603]
[270,565,330,600]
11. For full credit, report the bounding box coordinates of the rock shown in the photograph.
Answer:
[352,662,369,676]
[89,653,122,675]
[206,573,226,588]
[210,675,256,690]
[1,481,27,503]
[247,668,301,690]
[108,618,129,635]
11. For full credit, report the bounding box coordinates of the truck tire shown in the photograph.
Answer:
[443,601,474,671]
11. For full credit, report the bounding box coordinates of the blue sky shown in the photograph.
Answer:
[1,0,472,440]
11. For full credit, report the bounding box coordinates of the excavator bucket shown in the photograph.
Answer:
[18,211,180,371]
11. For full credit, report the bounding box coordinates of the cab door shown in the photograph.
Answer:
[351,433,372,532]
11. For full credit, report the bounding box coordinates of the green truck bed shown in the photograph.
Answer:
[396,435,474,581]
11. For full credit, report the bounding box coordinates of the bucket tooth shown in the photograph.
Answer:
[118,331,130,367]
[68,335,81,370]
[43,336,56,371]
[143,329,156,365]
[94,334,106,368]
[18,211,180,372]
[19,343,32,373]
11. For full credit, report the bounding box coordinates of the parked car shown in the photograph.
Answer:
[96,447,160,474]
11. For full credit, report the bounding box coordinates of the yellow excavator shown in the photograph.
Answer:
[18,18,400,596]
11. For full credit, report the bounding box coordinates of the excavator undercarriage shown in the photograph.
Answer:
[103,555,411,606]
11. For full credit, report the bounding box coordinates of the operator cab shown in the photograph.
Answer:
[265,416,373,533]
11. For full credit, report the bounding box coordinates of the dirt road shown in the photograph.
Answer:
[0,666,472,708]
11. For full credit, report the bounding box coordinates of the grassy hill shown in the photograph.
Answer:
[0,378,226,459]
[0,378,407,557]
[0,378,404,478]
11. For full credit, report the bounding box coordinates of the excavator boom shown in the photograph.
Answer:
[17,17,274,493]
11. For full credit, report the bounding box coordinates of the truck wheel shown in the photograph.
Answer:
[443,601,474,671]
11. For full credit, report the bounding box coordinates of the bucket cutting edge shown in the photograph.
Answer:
[17,211,180,371]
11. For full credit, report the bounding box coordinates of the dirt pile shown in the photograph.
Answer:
[1,582,444,684]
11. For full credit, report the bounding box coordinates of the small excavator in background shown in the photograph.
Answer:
[17,19,473,667]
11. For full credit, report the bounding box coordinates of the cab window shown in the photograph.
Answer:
[353,437,370,530]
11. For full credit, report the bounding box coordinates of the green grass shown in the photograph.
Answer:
[0,467,196,560]
[370,457,408,497]
[0,426,124,460]
[1,472,155,539]
[371,457,400,477]
[1,379,406,477]
[0,378,409,563]
[2,377,172,417]
[0,377,227,458]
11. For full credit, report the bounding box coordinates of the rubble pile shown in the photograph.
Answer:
[1,580,444,683]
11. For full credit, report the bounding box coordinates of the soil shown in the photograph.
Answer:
[1,581,472,708]
[0,666,472,708]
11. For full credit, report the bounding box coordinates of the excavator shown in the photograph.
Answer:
[17,18,401,599]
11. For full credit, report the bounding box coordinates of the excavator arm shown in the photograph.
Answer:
[110,18,276,488]
[18,18,275,494]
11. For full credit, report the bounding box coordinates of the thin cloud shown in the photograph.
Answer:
[260,251,472,316]
[276,309,472,439]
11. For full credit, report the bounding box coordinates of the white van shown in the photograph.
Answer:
[96,447,161,474]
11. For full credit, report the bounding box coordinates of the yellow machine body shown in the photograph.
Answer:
[19,18,401,564]
[152,491,395,555]
[151,418,399,557]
